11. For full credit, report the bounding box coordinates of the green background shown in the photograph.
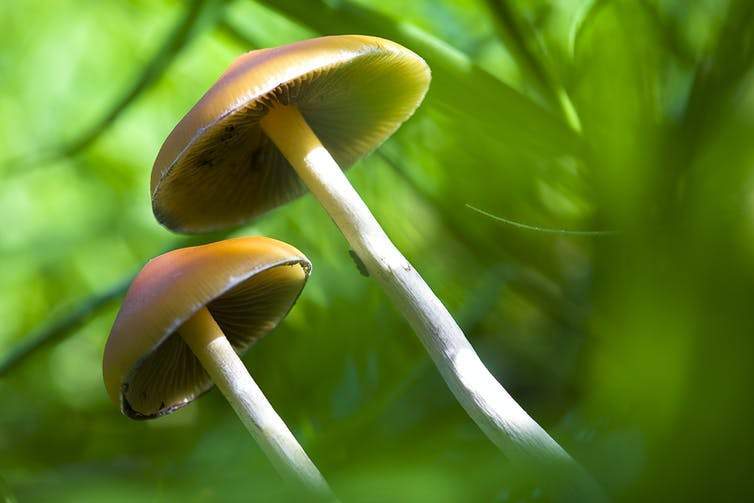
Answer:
[1,0,753,501]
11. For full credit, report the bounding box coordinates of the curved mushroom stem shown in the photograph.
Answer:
[180,307,335,501]
[261,105,604,500]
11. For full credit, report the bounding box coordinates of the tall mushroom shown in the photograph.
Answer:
[149,35,593,486]
[102,236,333,499]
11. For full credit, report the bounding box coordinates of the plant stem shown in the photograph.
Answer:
[180,307,334,500]
[260,106,601,498]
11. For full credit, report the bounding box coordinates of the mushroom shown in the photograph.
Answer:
[149,35,584,474]
[102,236,333,499]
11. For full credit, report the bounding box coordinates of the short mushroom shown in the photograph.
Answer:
[102,236,333,499]
[149,35,586,476]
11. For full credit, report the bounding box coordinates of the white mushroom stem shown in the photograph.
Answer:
[180,307,334,500]
[261,105,603,498]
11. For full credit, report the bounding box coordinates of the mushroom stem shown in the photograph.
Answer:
[179,307,334,500]
[261,105,601,495]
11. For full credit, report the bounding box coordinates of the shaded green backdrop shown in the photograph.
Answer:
[2,0,753,501]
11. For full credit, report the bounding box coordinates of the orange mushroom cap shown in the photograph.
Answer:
[102,236,311,419]
[151,35,431,233]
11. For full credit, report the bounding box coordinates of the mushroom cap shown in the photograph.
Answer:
[151,35,431,233]
[102,236,311,419]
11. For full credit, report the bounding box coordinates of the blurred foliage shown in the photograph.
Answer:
[1,0,753,501]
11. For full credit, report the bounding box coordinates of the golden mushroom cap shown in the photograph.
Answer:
[102,236,311,419]
[151,35,431,233]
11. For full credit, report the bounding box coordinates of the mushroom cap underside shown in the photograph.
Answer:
[102,236,310,419]
[151,35,431,233]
